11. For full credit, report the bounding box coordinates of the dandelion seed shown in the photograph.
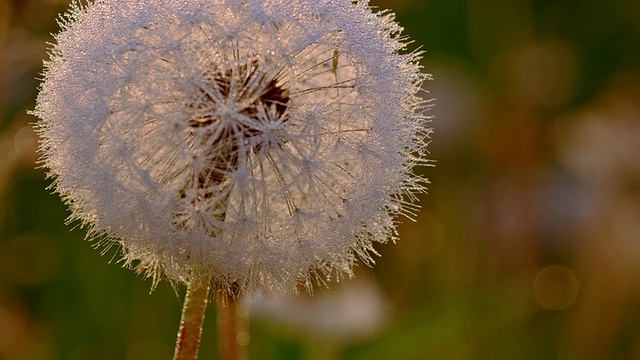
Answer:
[33,0,431,295]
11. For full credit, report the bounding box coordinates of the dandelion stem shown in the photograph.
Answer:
[173,279,211,360]
[217,292,242,360]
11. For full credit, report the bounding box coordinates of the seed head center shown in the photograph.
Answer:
[188,60,290,188]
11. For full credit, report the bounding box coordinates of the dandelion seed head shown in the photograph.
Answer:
[34,0,431,293]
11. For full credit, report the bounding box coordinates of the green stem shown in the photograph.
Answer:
[173,280,211,360]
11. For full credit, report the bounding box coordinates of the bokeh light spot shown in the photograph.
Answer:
[534,265,580,310]
[13,125,38,162]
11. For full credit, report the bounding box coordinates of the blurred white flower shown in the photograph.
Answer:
[34,0,429,293]
[248,279,390,341]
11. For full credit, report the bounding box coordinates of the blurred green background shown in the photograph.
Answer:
[2,0,640,358]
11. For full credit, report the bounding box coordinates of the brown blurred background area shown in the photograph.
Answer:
[2,0,640,359]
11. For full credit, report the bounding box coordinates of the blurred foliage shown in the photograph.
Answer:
[2,0,640,359]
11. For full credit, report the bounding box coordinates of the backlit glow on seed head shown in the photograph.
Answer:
[34,0,431,293]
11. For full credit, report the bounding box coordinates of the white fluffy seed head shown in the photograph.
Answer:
[34,0,431,294]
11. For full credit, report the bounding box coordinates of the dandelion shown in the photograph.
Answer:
[33,0,430,358]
